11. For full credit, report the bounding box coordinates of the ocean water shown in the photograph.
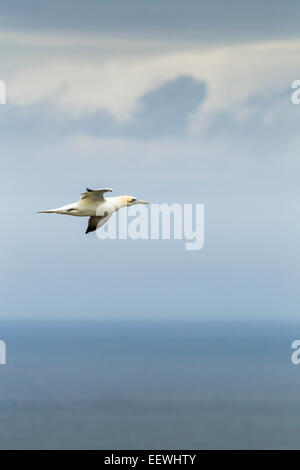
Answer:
[0,319,300,449]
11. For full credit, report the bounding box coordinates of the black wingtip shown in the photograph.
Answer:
[85,226,96,234]
[86,188,93,192]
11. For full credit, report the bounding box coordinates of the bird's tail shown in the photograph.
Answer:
[36,209,64,214]
[37,203,78,215]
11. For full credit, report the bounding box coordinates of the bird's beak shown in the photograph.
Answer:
[135,199,150,205]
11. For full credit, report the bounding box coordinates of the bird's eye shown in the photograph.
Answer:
[131,198,137,203]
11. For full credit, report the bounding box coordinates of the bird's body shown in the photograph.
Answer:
[37,188,149,234]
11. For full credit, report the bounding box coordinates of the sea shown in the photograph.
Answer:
[0,319,300,449]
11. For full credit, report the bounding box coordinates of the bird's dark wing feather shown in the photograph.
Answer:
[85,216,105,234]
[80,188,112,201]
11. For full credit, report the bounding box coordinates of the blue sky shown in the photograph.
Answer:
[1,1,299,319]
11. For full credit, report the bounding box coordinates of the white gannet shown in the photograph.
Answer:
[37,188,149,234]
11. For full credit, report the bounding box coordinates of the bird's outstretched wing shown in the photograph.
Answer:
[85,215,108,234]
[80,188,113,202]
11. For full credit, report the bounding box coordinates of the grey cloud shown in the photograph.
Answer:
[0,76,206,140]
[1,1,300,45]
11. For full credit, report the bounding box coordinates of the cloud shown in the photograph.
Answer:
[0,30,175,50]
[6,34,300,130]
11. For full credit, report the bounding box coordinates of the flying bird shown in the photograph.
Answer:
[37,188,149,234]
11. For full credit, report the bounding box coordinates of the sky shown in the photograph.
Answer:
[1,0,299,319]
